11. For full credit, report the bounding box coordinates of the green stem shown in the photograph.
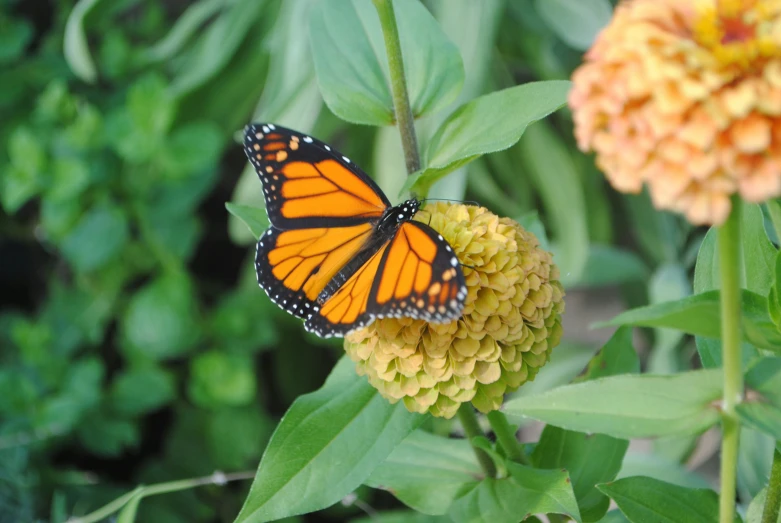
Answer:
[763,449,781,523]
[372,0,420,175]
[718,199,743,523]
[487,410,529,465]
[65,471,255,523]
[457,404,496,478]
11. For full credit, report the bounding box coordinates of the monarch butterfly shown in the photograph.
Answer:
[244,123,467,338]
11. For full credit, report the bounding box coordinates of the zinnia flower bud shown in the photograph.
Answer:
[570,0,781,225]
[344,203,565,419]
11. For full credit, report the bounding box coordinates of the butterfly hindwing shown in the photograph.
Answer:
[244,124,390,229]
[255,223,376,320]
[369,221,467,322]
[303,221,467,337]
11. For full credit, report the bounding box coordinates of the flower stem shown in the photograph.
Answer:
[763,449,781,523]
[372,0,420,175]
[718,199,743,523]
[487,410,529,465]
[457,403,496,478]
[65,470,255,523]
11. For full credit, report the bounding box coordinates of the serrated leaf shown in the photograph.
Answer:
[504,370,722,439]
[234,357,425,522]
[309,0,463,125]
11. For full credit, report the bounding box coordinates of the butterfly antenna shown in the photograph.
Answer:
[420,197,481,206]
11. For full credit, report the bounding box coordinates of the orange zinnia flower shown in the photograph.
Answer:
[570,0,781,225]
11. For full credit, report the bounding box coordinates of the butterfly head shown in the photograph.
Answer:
[378,198,421,233]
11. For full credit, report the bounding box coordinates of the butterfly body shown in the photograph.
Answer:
[244,123,466,338]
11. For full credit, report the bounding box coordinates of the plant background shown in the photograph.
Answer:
[0,0,773,521]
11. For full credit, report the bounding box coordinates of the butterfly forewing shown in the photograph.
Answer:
[244,124,390,229]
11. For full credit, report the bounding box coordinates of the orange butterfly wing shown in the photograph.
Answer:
[244,123,390,229]
[304,222,466,337]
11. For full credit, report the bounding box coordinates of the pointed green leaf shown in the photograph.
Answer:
[309,0,463,125]
[407,81,571,194]
[235,357,425,523]
[598,476,739,523]
[367,430,481,516]
[225,202,269,239]
[601,290,781,352]
[449,462,581,523]
[505,370,722,438]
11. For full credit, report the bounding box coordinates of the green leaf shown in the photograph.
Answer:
[188,351,257,408]
[225,202,269,238]
[109,366,175,417]
[160,121,223,178]
[504,370,722,439]
[647,264,691,375]
[128,74,173,138]
[169,0,267,98]
[120,273,200,360]
[234,357,425,523]
[63,0,103,83]
[693,204,778,366]
[60,203,129,272]
[448,462,581,523]
[141,0,226,63]
[116,492,142,523]
[48,158,90,201]
[534,327,634,522]
[78,414,139,457]
[365,430,481,515]
[533,429,627,522]
[535,0,612,51]
[737,358,781,440]
[519,122,590,285]
[738,427,775,502]
[617,452,710,490]
[601,290,781,352]
[409,81,571,194]
[309,0,464,125]
[598,476,736,523]
[578,326,640,382]
[0,17,33,64]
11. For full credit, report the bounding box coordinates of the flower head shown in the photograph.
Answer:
[570,0,781,225]
[344,203,565,419]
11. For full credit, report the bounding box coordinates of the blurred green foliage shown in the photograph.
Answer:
[2,0,762,521]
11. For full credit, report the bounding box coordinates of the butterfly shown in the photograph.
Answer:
[243,123,467,338]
